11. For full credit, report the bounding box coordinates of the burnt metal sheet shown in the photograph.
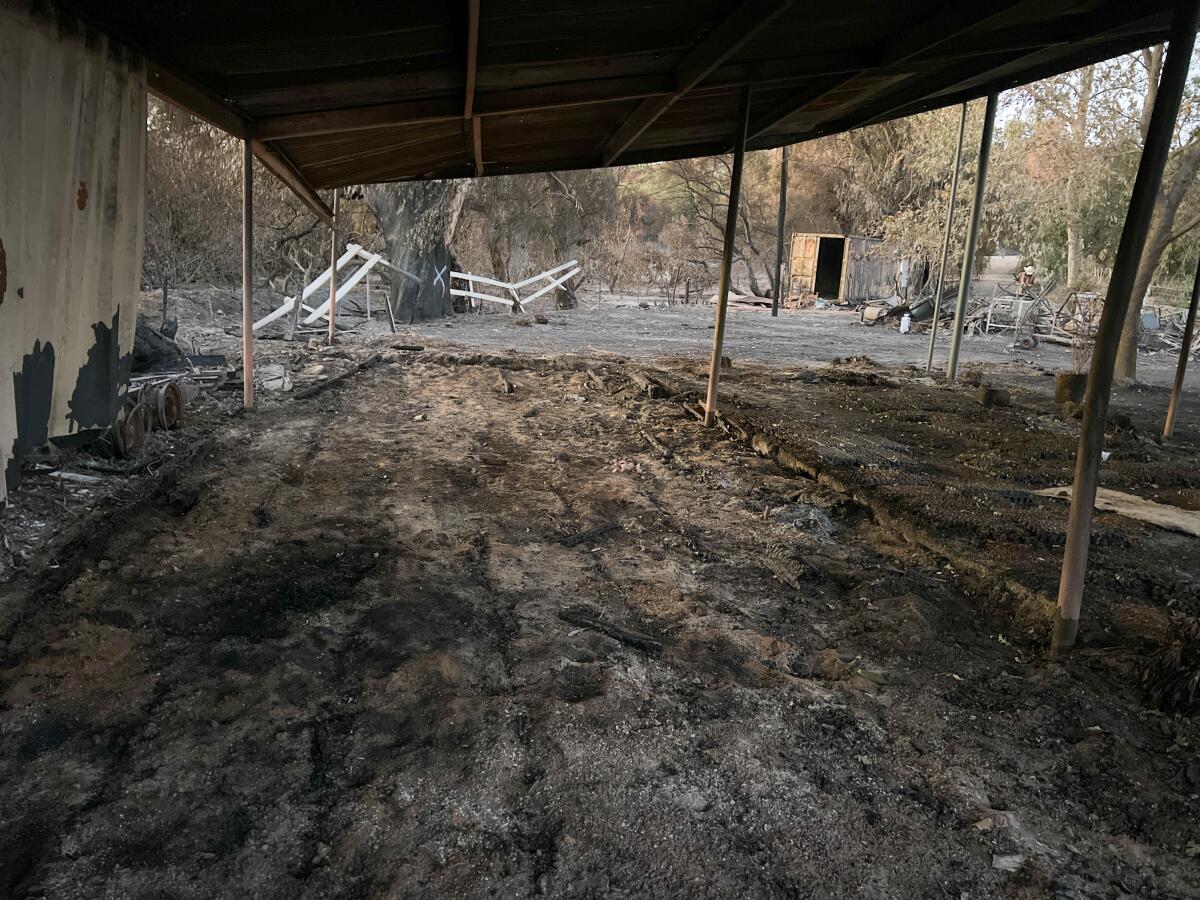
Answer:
[1,0,145,505]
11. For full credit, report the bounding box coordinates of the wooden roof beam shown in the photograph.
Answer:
[464,0,480,118]
[601,0,792,166]
[470,116,484,176]
[250,75,675,140]
[748,0,1025,139]
[465,0,482,173]
[251,141,335,225]
[147,62,333,225]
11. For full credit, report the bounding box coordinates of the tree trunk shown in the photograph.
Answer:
[364,181,470,323]
[1066,219,1083,289]
[1114,138,1200,380]
[1140,47,1163,143]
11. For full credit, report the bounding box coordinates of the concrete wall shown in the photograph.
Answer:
[0,0,146,505]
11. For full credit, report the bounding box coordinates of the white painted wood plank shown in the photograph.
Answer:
[518,267,581,309]
[450,288,515,307]
[302,253,383,323]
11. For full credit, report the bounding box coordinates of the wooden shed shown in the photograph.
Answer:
[786,233,896,304]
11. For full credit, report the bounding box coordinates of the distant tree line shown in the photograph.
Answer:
[144,45,1200,378]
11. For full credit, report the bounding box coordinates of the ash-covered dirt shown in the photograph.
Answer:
[2,345,1198,898]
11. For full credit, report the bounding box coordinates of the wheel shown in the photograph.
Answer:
[120,402,152,453]
[1017,334,1037,350]
[151,382,184,430]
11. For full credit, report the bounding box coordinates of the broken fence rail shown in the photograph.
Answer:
[253,244,419,333]
[449,260,581,312]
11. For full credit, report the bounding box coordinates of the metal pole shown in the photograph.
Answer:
[945,93,997,383]
[241,140,254,409]
[1054,4,1200,655]
[772,145,789,317]
[926,102,968,375]
[703,85,752,427]
[327,189,339,346]
[1163,254,1200,440]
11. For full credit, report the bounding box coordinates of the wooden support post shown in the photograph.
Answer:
[926,102,967,375]
[703,85,752,427]
[945,93,997,383]
[772,145,789,317]
[384,275,398,334]
[327,189,339,346]
[241,140,254,409]
[1054,4,1200,655]
[366,270,372,321]
[1163,254,1200,440]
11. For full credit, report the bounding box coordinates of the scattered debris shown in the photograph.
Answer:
[256,363,292,392]
[991,854,1026,872]
[977,385,1011,408]
[1035,486,1200,537]
[1141,616,1200,713]
[558,604,662,653]
[761,554,812,590]
[292,354,384,401]
[559,520,620,548]
[640,429,673,459]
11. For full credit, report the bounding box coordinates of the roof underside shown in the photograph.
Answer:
[62,0,1177,204]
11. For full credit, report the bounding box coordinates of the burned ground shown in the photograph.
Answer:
[1,339,1198,898]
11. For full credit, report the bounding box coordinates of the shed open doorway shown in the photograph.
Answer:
[814,237,845,298]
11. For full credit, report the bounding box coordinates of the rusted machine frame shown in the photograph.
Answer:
[703,84,752,427]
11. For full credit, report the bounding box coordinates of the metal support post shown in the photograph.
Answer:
[945,93,997,383]
[1054,3,1200,654]
[772,145,789,317]
[1163,254,1200,440]
[703,85,752,426]
[241,140,254,409]
[926,102,967,375]
[327,189,339,346]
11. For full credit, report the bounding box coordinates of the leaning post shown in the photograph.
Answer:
[703,85,752,426]
[926,102,967,375]
[945,93,997,383]
[1053,4,1200,654]
[327,188,340,346]
[1163,254,1200,440]
[241,140,254,409]
[772,145,789,317]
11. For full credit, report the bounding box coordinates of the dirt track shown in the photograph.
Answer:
[2,346,1198,898]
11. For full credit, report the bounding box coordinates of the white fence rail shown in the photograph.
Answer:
[254,244,402,332]
[449,260,581,313]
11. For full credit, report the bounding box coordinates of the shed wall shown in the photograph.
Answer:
[0,0,146,504]
[842,235,894,302]
[788,232,896,302]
